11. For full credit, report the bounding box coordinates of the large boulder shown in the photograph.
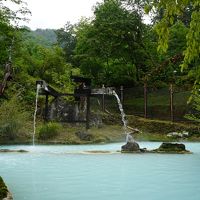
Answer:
[152,142,190,153]
[157,142,185,152]
[121,141,140,153]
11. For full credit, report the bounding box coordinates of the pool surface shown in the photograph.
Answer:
[0,142,200,200]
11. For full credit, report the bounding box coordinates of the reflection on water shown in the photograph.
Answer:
[0,142,200,200]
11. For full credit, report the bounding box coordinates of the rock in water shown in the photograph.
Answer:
[121,142,191,154]
[157,142,186,152]
[150,142,191,154]
[0,149,28,153]
[121,142,140,153]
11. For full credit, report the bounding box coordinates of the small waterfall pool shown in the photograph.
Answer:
[1,142,200,200]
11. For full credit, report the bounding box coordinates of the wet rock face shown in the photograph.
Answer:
[121,142,140,152]
[157,143,186,152]
[48,98,81,122]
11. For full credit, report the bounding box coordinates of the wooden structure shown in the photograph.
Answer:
[36,76,92,129]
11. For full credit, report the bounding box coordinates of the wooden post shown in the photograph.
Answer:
[102,84,105,112]
[120,85,124,106]
[144,83,147,118]
[86,95,90,129]
[170,84,174,122]
[45,94,49,122]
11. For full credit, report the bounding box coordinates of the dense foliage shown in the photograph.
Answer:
[146,0,200,89]
[75,0,146,86]
[0,96,29,140]
[0,0,199,127]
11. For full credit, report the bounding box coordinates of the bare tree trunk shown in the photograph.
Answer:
[0,62,12,96]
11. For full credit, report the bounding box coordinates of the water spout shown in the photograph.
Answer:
[33,84,41,145]
[112,90,127,133]
[112,90,135,143]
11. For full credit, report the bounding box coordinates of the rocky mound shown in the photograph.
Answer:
[121,142,140,153]
[151,142,191,154]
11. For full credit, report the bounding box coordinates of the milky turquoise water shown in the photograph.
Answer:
[0,142,200,200]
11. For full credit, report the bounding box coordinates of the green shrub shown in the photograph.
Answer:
[0,97,29,140]
[37,122,62,140]
[185,96,200,123]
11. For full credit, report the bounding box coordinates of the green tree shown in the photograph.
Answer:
[0,0,30,64]
[146,0,200,89]
[75,0,147,86]
[1,28,74,103]
[56,22,76,64]
[0,0,30,97]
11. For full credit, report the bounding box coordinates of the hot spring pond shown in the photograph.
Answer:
[1,142,200,200]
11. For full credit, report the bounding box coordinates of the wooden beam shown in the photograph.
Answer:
[44,94,49,122]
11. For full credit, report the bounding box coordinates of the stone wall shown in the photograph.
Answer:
[47,97,86,122]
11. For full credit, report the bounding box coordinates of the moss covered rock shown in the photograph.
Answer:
[121,142,140,153]
[153,142,190,153]
[158,142,185,151]
[0,176,13,200]
[0,176,8,199]
[121,142,191,154]
[149,142,191,154]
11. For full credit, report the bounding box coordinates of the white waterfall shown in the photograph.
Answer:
[112,90,128,133]
[33,84,41,145]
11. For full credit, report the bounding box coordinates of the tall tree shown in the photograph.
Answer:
[56,22,76,64]
[146,0,200,89]
[75,0,146,86]
[0,0,30,95]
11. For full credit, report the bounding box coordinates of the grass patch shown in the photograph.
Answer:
[37,122,62,140]
[35,122,125,144]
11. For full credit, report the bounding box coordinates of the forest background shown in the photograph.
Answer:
[0,0,199,141]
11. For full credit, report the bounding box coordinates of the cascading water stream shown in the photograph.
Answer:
[33,84,41,145]
[112,90,128,131]
[112,90,134,142]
